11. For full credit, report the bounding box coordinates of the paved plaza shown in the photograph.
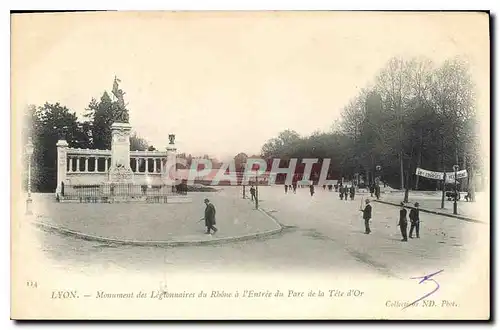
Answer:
[28,186,488,279]
[32,192,279,242]
[378,191,485,221]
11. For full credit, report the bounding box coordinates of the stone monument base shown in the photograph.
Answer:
[108,165,134,184]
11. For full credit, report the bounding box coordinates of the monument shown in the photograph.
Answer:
[54,77,191,203]
[164,134,177,186]
[108,122,134,183]
[108,76,134,183]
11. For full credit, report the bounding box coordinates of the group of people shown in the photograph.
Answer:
[284,183,298,194]
[338,185,356,200]
[360,199,421,241]
[202,184,421,241]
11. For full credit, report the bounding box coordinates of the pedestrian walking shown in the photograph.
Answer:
[250,185,256,201]
[292,182,297,194]
[398,202,408,242]
[370,184,375,197]
[349,185,355,200]
[202,198,218,234]
[285,184,288,194]
[344,186,348,200]
[310,184,315,197]
[375,185,381,200]
[360,199,372,234]
[409,202,420,239]
[328,184,333,191]
[339,184,344,200]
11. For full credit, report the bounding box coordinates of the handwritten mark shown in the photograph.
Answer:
[402,269,443,310]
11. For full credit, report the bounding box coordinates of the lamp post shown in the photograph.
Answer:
[453,164,459,215]
[255,171,259,210]
[241,165,246,199]
[25,137,34,215]
[375,165,382,199]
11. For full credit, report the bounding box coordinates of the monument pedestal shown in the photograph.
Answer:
[56,139,69,195]
[108,122,134,184]
[162,142,178,187]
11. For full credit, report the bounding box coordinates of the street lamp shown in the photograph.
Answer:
[25,137,34,215]
[255,171,259,210]
[453,164,459,215]
[241,164,246,199]
[375,165,382,199]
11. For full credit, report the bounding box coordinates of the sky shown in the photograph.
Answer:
[12,12,489,160]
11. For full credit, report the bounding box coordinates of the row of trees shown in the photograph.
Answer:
[261,56,483,194]
[23,79,153,192]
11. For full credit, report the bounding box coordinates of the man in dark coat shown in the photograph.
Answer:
[292,182,297,193]
[250,185,256,201]
[309,184,315,197]
[285,184,288,194]
[203,198,218,234]
[398,202,408,242]
[344,186,348,200]
[349,185,355,200]
[360,199,372,234]
[339,184,344,200]
[409,202,420,239]
[375,185,381,200]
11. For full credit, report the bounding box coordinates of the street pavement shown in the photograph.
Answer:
[377,191,486,221]
[28,186,488,280]
[33,192,279,242]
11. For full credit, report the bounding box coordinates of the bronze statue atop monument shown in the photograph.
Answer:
[112,76,129,123]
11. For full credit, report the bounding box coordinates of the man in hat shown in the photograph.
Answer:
[250,185,256,202]
[349,185,355,200]
[398,202,408,242]
[202,198,218,234]
[360,199,372,234]
[409,202,420,239]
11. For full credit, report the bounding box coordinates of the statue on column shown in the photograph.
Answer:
[112,76,129,123]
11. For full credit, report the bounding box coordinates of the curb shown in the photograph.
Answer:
[374,200,484,224]
[31,214,284,248]
[242,196,286,229]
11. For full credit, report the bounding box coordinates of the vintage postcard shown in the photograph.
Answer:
[11,11,490,320]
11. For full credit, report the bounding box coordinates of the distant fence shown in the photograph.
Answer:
[57,183,187,203]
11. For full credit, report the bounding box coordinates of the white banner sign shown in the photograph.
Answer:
[415,167,468,181]
[445,169,468,183]
[415,168,444,180]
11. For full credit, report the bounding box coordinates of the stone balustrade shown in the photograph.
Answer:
[56,122,178,195]
[64,150,170,174]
